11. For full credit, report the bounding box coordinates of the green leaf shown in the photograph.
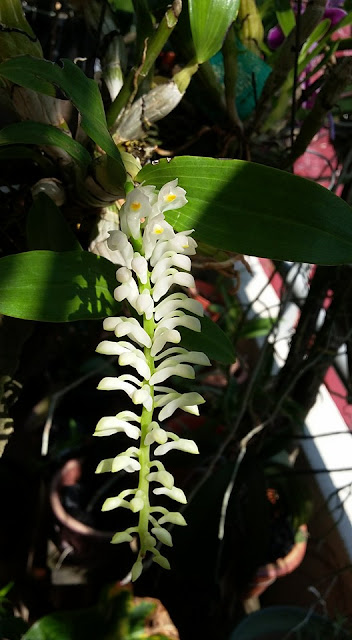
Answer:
[137,156,352,264]
[180,315,235,364]
[0,56,126,185]
[189,0,240,63]
[275,0,295,36]
[0,250,118,321]
[0,121,91,171]
[26,193,82,252]
[238,317,275,339]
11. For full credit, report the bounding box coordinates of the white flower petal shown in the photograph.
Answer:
[97,377,137,394]
[132,253,148,284]
[147,470,174,489]
[152,553,171,570]
[151,527,173,547]
[119,351,151,380]
[131,559,143,581]
[144,426,168,446]
[157,351,210,369]
[111,531,134,544]
[155,438,199,456]
[158,512,187,526]
[158,392,205,421]
[157,179,187,213]
[149,364,195,386]
[153,486,187,504]
[94,416,141,439]
[151,328,181,357]
[158,314,201,333]
[154,294,203,320]
[106,230,134,267]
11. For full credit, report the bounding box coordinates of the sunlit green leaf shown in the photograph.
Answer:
[137,156,352,264]
[189,0,240,63]
[0,250,118,321]
[0,121,91,171]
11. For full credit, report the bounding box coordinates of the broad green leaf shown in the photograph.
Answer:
[0,250,118,321]
[0,122,91,171]
[137,156,352,264]
[26,193,82,252]
[275,0,295,36]
[0,56,126,185]
[180,315,235,364]
[189,0,240,64]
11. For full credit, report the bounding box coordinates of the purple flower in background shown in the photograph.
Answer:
[267,0,347,50]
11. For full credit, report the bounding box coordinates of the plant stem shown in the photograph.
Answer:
[106,0,182,130]
[137,274,155,556]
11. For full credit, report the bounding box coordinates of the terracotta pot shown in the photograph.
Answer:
[241,524,308,600]
[50,458,134,572]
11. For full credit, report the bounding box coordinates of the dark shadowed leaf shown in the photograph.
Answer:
[137,157,352,264]
[0,121,91,170]
[180,315,236,364]
[26,193,82,252]
[0,56,126,185]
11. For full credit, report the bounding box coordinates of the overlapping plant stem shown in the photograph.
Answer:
[94,179,210,580]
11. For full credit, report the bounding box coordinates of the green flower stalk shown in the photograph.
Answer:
[94,179,210,580]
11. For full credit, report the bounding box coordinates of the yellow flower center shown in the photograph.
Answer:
[165,193,176,203]
[153,224,164,235]
[131,201,141,211]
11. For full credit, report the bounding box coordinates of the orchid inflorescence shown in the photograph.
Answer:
[94,178,210,580]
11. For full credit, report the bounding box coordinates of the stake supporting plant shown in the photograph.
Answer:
[93,178,210,580]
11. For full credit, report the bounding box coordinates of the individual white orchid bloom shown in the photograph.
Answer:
[157,312,201,333]
[157,178,188,212]
[154,438,199,456]
[94,416,141,439]
[150,327,181,357]
[135,290,154,320]
[151,526,173,547]
[154,293,203,321]
[95,179,210,580]
[147,469,174,489]
[142,214,175,260]
[158,511,187,526]
[132,253,148,284]
[152,270,195,302]
[106,230,134,267]
[149,363,195,386]
[144,422,168,445]
[139,184,158,206]
[152,553,171,570]
[120,187,152,239]
[118,350,151,380]
[113,317,152,347]
[153,486,187,504]
[111,531,134,544]
[156,351,211,368]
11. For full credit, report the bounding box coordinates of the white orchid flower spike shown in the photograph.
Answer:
[94,179,210,579]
